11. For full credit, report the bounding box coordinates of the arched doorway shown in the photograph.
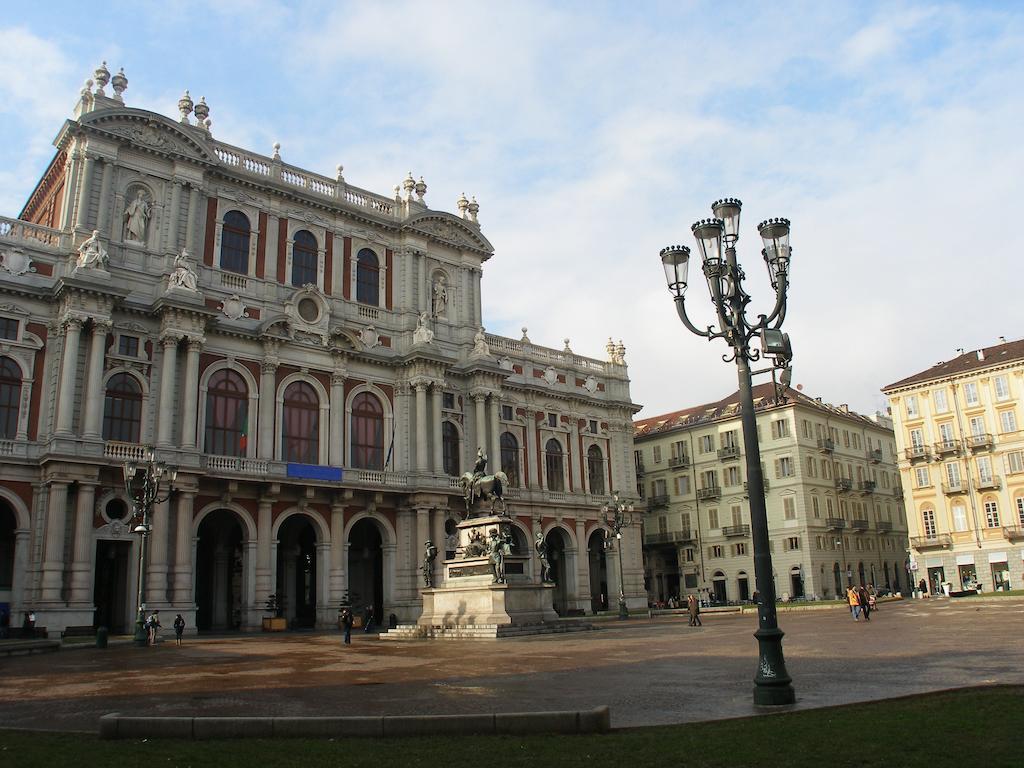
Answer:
[587,530,609,613]
[277,515,318,628]
[545,527,571,615]
[790,566,804,598]
[737,570,750,601]
[348,518,383,624]
[711,571,727,603]
[833,562,842,596]
[883,561,891,590]
[195,510,245,631]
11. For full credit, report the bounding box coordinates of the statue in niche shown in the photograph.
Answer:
[168,248,199,292]
[412,311,434,345]
[76,230,109,270]
[432,275,448,317]
[123,189,151,242]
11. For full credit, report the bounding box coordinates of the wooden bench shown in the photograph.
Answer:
[60,625,95,640]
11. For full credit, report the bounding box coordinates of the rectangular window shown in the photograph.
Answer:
[731,505,743,526]
[915,467,930,488]
[922,509,936,538]
[674,475,690,495]
[684,548,695,563]
[977,456,994,483]
[775,456,794,477]
[783,497,796,520]
[725,466,741,486]
[994,375,1009,401]
[118,335,139,357]
[680,513,691,532]
[771,419,790,439]
[853,434,861,450]
[969,416,986,436]
[984,500,999,528]
[1007,451,1024,475]
[708,508,719,529]
[589,419,598,434]
[999,410,1017,433]
[658,516,668,534]
[671,440,688,461]
[843,429,850,448]
[653,445,662,463]
[721,429,738,448]
[710,545,723,559]
[933,388,948,413]
[653,478,667,497]
[811,496,820,518]
[786,536,800,551]
[945,462,961,487]
[952,504,968,532]
[547,412,557,428]
[939,422,955,443]
[905,395,919,418]
[826,497,834,515]
[501,404,513,421]
[964,382,979,406]
[0,317,18,340]
[1018,497,1024,527]
[806,456,817,477]
[802,420,811,439]
[701,469,717,489]
[443,392,455,410]
[734,542,747,556]
[700,435,714,453]
[909,428,924,448]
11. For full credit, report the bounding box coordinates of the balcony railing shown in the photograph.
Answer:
[876,521,893,532]
[858,480,876,494]
[976,475,1001,491]
[668,455,690,469]
[933,439,961,456]
[817,438,835,453]
[965,433,994,451]
[104,441,150,462]
[696,486,721,501]
[835,478,853,492]
[905,446,932,462]
[867,448,883,463]
[722,524,751,537]
[941,482,966,495]
[644,529,696,545]
[826,517,847,530]
[717,445,741,461]
[910,534,953,550]
[646,494,670,510]
[1003,525,1024,542]
[850,518,869,531]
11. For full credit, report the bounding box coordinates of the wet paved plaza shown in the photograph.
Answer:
[1,598,1022,732]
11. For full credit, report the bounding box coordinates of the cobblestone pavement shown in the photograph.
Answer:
[1,598,1022,732]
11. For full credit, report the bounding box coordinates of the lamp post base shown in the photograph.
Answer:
[752,625,795,706]
[133,613,147,646]
[617,598,629,620]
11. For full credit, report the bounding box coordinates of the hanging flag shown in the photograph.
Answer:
[239,409,249,453]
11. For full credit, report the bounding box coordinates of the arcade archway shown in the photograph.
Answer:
[195,510,245,631]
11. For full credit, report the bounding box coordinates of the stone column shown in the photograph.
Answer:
[414,383,428,472]
[180,340,202,449]
[416,507,430,593]
[81,322,110,439]
[166,179,184,252]
[156,335,180,447]
[329,373,345,466]
[54,319,83,436]
[570,417,583,492]
[95,159,114,237]
[172,491,195,604]
[185,185,201,254]
[146,498,171,605]
[525,410,540,489]
[75,153,96,230]
[431,385,443,473]
[258,362,277,460]
[473,393,487,458]
[395,509,413,602]
[10,528,30,614]
[40,481,69,602]
[329,502,345,604]
[489,395,502,473]
[255,497,273,606]
[69,481,98,603]
[575,517,588,607]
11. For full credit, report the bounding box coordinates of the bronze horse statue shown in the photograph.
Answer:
[459,471,509,516]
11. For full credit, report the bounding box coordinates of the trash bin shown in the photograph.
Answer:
[96,626,108,649]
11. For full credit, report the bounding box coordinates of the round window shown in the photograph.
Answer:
[106,498,129,521]
[298,297,319,323]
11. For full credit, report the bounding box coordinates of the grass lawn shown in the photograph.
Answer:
[0,686,1020,768]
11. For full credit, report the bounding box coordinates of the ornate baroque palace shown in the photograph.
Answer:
[0,65,642,635]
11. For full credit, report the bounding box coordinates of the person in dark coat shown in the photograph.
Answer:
[687,594,702,627]
[341,608,354,645]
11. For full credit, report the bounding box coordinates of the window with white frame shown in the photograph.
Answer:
[671,440,688,461]
[963,382,979,406]
[977,455,994,484]
[734,542,747,556]
[721,429,739,448]
[725,466,741,486]
[944,462,961,487]
[1007,451,1024,475]
[806,456,817,477]
[652,445,662,463]
[783,496,796,520]
[775,456,794,478]
[674,475,690,495]
[969,416,986,437]
[999,410,1017,433]
[731,505,743,526]
[710,545,723,558]
[811,495,820,518]
[915,466,931,488]
[933,388,948,413]
[938,422,955,444]
[951,503,968,532]
[1016,496,1024,527]
[771,419,790,439]
[905,395,919,418]
[699,434,714,453]
[921,508,936,538]
[984,500,999,528]
[994,375,1009,401]
[785,536,800,551]
[708,508,719,529]
[909,428,924,448]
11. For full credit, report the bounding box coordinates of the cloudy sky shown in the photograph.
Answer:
[2,1,1021,420]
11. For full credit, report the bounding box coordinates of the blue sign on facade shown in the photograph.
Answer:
[286,464,343,482]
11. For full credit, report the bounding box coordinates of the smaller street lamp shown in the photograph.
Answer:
[122,448,177,645]
[601,492,634,620]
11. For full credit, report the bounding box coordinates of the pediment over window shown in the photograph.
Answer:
[78,108,219,165]
[402,212,493,257]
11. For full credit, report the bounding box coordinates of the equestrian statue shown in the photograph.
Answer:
[459,448,509,517]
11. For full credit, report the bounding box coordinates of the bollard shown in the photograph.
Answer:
[96,626,109,649]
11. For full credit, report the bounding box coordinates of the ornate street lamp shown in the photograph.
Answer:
[660,198,796,706]
[601,492,634,620]
[122,448,177,645]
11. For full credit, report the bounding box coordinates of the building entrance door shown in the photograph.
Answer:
[927,566,945,595]
[991,562,1010,591]
[93,540,131,633]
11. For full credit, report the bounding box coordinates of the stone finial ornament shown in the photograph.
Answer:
[415,176,427,202]
[467,196,480,223]
[563,338,572,353]
[606,337,616,362]
[336,164,345,182]
[111,68,128,102]
[272,142,281,161]
[402,172,416,200]
[94,62,110,94]
[193,97,210,130]
[521,327,531,343]
[178,90,194,123]
[457,192,469,218]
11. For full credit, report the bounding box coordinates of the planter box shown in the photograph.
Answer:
[262,617,287,632]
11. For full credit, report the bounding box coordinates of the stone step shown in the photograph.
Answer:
[379,622,595,640]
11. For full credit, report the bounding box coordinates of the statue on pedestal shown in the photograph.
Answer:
[535,532,553,583]
[432,275,447,317]
[168,248,199,292]
[123,190,151,242]
[487,528,513,584]
[459,448,509,517]
[76,230,109,270]
[412,311,434,345]
[422,540,438,588]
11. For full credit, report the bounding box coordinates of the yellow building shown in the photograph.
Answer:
[883,339,1024,594]
[634,384,908,604]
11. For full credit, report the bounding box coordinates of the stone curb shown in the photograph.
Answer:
[98,706,611,740]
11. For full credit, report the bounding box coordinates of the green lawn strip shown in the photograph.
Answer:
[0,687,1020,768]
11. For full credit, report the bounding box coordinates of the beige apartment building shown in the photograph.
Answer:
[635,384,908,604]
[882,339,1024,595]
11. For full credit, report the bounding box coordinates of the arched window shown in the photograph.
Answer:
[0,357,21,439]
[442,421,460,476]
[500,432,520,487]
[921,507,936,538]
[545,438,564,492]
[291,230,318,287]
[356,248,379,306]
[351,392,384,469]
[204,370,249,457]
[102,373,142,443]
[220,210,250,274]
[282,381,319,464]
[587,444,605,495]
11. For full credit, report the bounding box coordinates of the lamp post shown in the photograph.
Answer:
[122,448,177,645]
[601,492,634,620]
[660,198,795,706]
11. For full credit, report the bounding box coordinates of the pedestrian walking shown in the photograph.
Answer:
[846,586,861,621]
[858,586,871,621]
[340,608,354,645]
[173,614,185,646]
[687,594,702,627]
[146,610,161,645]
